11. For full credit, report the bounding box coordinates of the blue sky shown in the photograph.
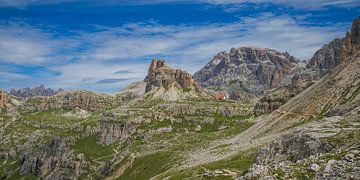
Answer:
[0,0,359,93]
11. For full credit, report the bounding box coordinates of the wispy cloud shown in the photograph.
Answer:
[48,62,148,92]
[96,78,136,84]
[204,0,360,9]
[0,22,79,65]
[79,14,346,63]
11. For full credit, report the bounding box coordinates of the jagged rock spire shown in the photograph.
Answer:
[144,59,197,93]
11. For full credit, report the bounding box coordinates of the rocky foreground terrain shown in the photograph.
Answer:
[0,16,359,180]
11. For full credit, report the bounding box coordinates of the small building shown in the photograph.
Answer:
[215,92,227,101]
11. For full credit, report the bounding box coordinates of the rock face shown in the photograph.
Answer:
[143,59,201,101]
[344,16,360,56]
[10,84,63,98]
[193,47,299,96]
[0,90,10,108]
[306,38,344,76]
[22,90,117,112]
[18,137,85,179]
[253,69,318,114]
[100,116,136,145]
[255,133,333,165]
[145,59,197,93]
[61,91,112,111]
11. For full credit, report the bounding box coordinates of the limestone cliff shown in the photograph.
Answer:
[145,59,197,93]
[143,59,201,101]
[22,90,120,112]
[306,38,344,76]
[193,47,299,96]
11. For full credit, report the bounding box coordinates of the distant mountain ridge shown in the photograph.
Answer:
[9,84,63,98]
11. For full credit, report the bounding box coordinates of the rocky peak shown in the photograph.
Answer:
[144,59,197,93]
[193,47,299,96]
[350,16,360,47]
[343,16,360,57]
[306,38,344,76]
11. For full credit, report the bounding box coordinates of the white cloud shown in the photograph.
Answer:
[1,0,359,9]
[81,14,345,65]
[204,0,360,9]
[48,62,148,92]
[0,22,78,65]
[0,14,349,92]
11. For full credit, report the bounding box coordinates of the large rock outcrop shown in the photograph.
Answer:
[22,90,118,112]
[306,38,344,76]
[343,16,360,56]
[145,59,197,93]
[18,137,86,179]
[99,116,136,145]
[143,59,201,101]
[193,47,299,96]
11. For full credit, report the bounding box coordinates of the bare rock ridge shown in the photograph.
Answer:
[254,16,360,114]
[193,47,299,97]
[145,59,197,93]
[345,16,360,54]
[22,90,119,112]
[10,84,63,98]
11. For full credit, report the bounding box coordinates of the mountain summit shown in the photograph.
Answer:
[193,47,299,97]
[143,59,200,101]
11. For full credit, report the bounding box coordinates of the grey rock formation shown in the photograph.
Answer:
[306,38,344,76]
[142,59,204,101]
[193,47,299,96]
[100,119,136,145]
[22,90,118,112]
[10,85,63,98]
[253,69,318,115]
[18,137,85,179]
[255,133,333,164]
[145,59,198,93]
